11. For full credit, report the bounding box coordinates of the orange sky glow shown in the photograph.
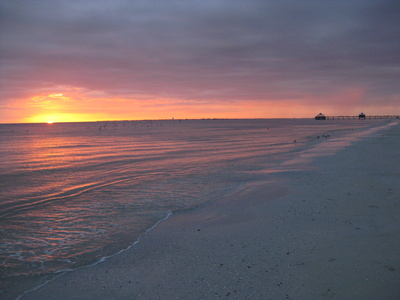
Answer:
[2,83,397,124]
[5,87,394,124]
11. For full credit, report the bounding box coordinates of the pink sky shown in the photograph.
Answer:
[1,1,399,123]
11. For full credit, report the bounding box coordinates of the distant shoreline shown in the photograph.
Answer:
[3,116,399,125]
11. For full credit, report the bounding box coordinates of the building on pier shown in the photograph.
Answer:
[315,113,326,120]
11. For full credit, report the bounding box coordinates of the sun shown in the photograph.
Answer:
[47,121,54,124]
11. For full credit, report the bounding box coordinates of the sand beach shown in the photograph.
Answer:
[7,121,400,300]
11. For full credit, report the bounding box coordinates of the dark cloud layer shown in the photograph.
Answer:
[1,0,399,116]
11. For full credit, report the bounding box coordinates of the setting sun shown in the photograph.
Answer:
[47,121,54,124]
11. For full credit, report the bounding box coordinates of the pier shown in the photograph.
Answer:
[325,115,399,120]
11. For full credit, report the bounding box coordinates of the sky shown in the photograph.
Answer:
[1,0,399,123]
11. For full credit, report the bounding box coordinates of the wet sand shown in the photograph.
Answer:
[11,122,400,299]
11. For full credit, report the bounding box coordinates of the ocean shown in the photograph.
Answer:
[0,118,390,284]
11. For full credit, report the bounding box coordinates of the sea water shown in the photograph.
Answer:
[0,118,389,282]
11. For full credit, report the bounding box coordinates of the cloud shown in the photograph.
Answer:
[0,0,399,121]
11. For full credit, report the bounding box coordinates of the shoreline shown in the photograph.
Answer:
[5,121,400,299]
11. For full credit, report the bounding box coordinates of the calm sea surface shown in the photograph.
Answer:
[0,119,389,281]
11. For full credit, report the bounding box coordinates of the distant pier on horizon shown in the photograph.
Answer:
[315,113,399,120]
